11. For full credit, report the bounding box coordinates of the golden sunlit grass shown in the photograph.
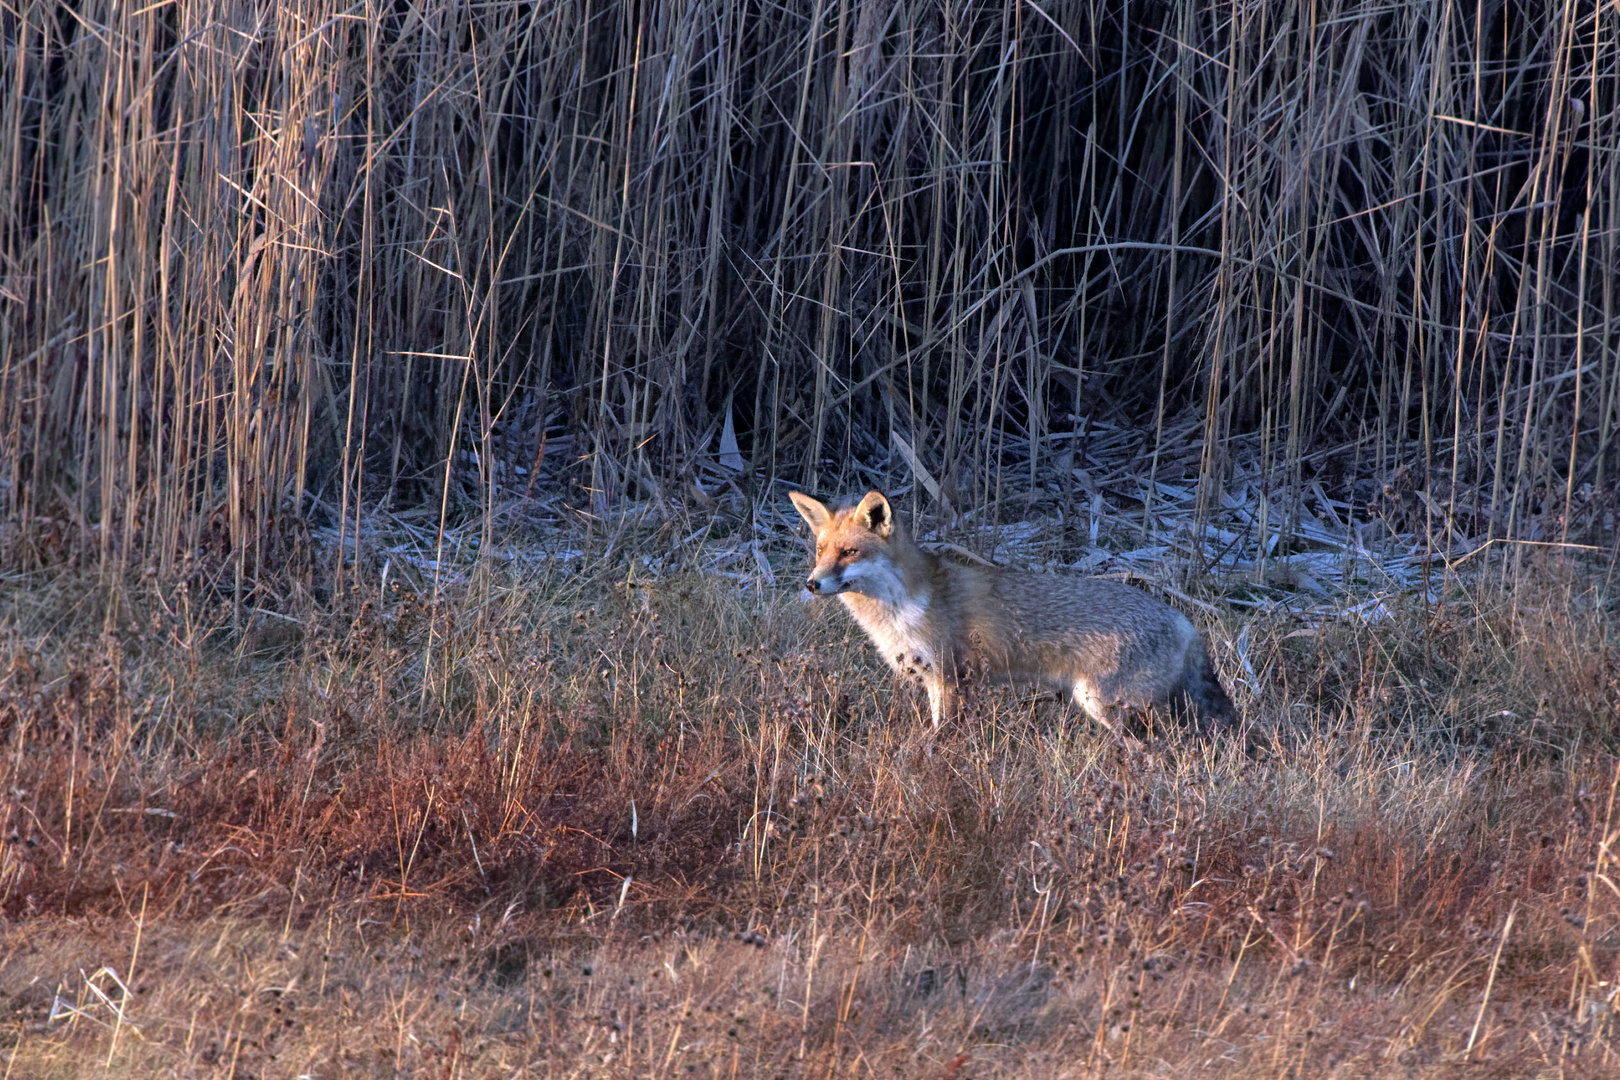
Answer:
[3,538,1618,1077]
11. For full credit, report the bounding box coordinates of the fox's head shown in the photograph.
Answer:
[788,490,905,600]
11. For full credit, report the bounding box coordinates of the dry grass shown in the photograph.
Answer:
[3,533,1619,1076]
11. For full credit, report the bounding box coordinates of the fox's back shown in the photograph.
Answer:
[921,559,1197,689]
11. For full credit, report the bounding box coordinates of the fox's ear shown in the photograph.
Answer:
[789,492,832,532]
[854,491,893,537]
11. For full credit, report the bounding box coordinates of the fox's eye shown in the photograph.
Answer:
[839,548,859,559]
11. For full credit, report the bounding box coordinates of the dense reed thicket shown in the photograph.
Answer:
[2,0,1617,584]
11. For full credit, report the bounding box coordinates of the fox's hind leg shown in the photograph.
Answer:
[1070,681,1123,735]
[1071,681,1103,721]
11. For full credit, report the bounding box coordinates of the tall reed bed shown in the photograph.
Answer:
[2,0,1617,589]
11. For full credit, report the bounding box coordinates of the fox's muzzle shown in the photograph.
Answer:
[805,571,841,595]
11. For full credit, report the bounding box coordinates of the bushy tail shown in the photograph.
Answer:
[1182,643,1238,732]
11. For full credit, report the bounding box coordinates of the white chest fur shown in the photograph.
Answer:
[841,593,936,677]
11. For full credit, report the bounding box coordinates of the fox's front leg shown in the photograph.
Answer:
[924,677,959,727]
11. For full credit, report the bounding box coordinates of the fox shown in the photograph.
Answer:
[789,490,1237,732]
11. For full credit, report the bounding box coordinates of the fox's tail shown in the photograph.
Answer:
[1182,643,1238,732]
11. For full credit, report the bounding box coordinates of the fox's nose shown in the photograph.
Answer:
[805,576,821,594]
